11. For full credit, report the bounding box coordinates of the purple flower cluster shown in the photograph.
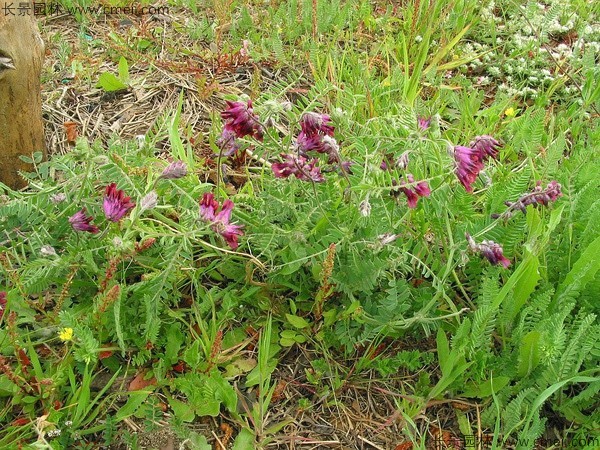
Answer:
[69,208,100,234]
[493,181,563,219]
[454,135,502,193]
[103,183,136,222]
[392,174,431,209]
[69,184,135,234]
[272,154,325,182]
[296,112,335,154]
[274,112,351,182]
[199,193,244,250]
[466,233,511,268]
[217,100,264,156]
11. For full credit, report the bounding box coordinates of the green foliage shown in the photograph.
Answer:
[1,0,599,447]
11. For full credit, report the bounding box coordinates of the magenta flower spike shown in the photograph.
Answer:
[221,100,264,141]
[494,180,563,219]
[479,240,511,268]
[523,180,562,207]
[454,145,485,193]
[69,208,100,234]
[103,183,136,222]
[454,136,502,193]
[469,135,502,160]
[296,112,335,154]
[395,175,431,208]
[212,200,244,250]
[199,193,244,250]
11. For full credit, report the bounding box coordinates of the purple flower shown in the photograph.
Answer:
[339,160,354,174]
[494,180,563,219]
[524,180,562,206]
[0,291,7,321]
[418,116,431,131]
[454,136,502,193]
[400,184,420,208]
[69,208,100,234]
[272,154,325,182]
[160,160,188,179]
[380,159,389,171]
[212,200,244,250]
[408,174,431,198]
[221,100,264,141]
[216,128,241,157]
[454,145,485,193]
[199,193,244,250]
[296,112,335,154]
[299,112,335,137]
[199,192,219,221]
[469,135,502,160]
[467,233,511,268]
[393,175,430,208]
[103,183,135,222]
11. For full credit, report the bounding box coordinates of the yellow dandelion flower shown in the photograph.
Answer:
[504,107,516,117]
[59,327,74,342]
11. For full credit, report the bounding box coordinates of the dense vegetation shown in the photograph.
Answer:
[1,0,599,448]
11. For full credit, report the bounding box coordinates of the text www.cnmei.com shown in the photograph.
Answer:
[65,4,169,15]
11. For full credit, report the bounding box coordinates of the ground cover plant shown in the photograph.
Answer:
[1,0,599,448]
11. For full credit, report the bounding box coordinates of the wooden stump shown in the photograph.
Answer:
[0,6,45,190]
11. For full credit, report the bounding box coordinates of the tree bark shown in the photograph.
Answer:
[0,6,45,190]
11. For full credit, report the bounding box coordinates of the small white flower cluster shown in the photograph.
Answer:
[47,429,62,438]
[453,0,598,101]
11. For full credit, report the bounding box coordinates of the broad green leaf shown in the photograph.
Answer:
[96,72,127,92]
[194,398,221,417]
[115,391,150,422]
[183,340,201,370]
[186,433,211,450]
[208,371,238,414]
[165,324,184,365]
[118,56,129,83]
[0,377,18,396]
[232,428,255,450]
[168,397,195,422]
[436,328,450,374]
[503,251,540,327]
[518,331,542,377]
[285,314,310,329]
[554,235,600,307]
[224,358,257,377]
[245,358,278,388]
[462,376,511,398]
